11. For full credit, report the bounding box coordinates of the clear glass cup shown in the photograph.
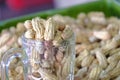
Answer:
[1,34,75,80]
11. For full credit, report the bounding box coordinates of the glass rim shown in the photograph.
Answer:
[21,35,72,47]
[21,35,44,46]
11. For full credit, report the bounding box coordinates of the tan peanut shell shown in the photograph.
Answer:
[75,49,89,67]
[89,65,102,80]
[24,29,35,39]
[95,50,108,69]
[105,61,118,73]
[55,50,64,63]
[109,48,120,55]
[15,66,23,74]
[61,56,71,78]
[61,25,73,40]
[0,32,12,48]
[38,68,58,80]
[32,17,45,40]
[16,23,26,35]
[9,27,16,34]
[24,20,33,29]
[81,55,94,67]
[53,30,63,46]
[75,67,87,78]
[75,44,87,54]
[108,61,120,78]
[88,12,106,25]
[93,30,111,40]
[54,61,62,80]
[44,18,56,41]
[107,53,120,63]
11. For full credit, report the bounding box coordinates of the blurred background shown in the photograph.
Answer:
[0,0,92,21]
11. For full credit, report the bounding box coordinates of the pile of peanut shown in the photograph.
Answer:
[0,12,120,80]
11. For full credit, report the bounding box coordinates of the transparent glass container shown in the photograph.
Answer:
[1,35,75,80]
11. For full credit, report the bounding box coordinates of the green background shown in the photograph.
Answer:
[0,0,120,32]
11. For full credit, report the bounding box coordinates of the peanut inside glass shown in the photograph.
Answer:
[22,35,75,80]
